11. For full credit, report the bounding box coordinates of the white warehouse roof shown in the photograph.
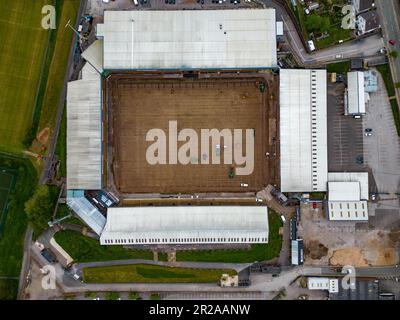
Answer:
[346,71,366,115]
[328,182,361,202]
[308,278,339,293]
[67,63,102,190]
[327,201,368,221]
[100,206,269,245]
[280,69,328,192]
[328,172,369,200]
[96,9,277,70]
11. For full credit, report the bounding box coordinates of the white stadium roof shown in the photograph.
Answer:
[67,63,102,190]
[280,69,328,192]
[100,206,269,245]
[96,9,277,70]
[81,39,104,74]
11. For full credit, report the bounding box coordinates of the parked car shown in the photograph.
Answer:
[365,132,372,137]
[40,248,57,264]
[307,40,316,52]
[365,128,373,133]
[280,215,286,223]
[389,39,396,46]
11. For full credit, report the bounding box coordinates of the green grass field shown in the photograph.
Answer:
[37,0,79,140]
[0,0,49,154]
[83,264,237,284]
[0,170,15,237]
[54,230,155,262]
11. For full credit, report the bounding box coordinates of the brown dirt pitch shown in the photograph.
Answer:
[106,75,277,194]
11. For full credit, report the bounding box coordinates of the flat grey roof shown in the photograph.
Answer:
[96,9,277,70]
[280,69,328,192]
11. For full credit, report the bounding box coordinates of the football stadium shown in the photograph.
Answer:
[66,9,332,246]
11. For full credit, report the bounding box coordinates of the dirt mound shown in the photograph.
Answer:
[304,240,328,260]
[329,247,368,267]
[37,127,50,145]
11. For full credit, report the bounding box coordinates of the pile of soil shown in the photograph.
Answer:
[304,240,328,260]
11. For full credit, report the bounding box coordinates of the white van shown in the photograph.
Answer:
[307,40,316,52]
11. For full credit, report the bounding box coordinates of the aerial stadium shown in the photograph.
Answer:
[66,8,334,246]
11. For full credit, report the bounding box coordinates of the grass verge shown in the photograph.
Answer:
[376,64,400,136]
[54,230,155,262]
[326,61,350,74]
[82,264,236,284]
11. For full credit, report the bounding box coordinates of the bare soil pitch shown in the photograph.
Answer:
[107,75,277,194]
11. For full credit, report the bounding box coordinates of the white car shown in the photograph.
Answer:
[307,40,316,52]
[280,215,286,223]
[240,183,249,187]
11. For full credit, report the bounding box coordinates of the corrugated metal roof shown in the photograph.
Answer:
[100,206,269,245]
[67,63,102,190]
[280,69,328,192]
[328,201,369,221]
[96,9,277,70]
[346,71,365,115]
[66,193,106,235]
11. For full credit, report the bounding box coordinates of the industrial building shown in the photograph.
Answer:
[327,172,369,221]
[345,71,366,116]
[291,239,304,266]
[308,277,339,293]
[280,69,328,193]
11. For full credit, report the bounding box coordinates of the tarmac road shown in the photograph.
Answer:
[265,0,384,66]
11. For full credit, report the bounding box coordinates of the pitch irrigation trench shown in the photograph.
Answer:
[104,73,279,196]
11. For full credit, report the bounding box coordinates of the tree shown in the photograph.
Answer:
[305,15,323,33]
[390,50,399,59]
[320,17,331,33]
[24,185,57,235]
[128,291,141,300]
[149,293,160,300]
[395,82,400,89]
[105,292,120,300]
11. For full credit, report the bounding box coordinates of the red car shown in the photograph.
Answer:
[389,39,396,46]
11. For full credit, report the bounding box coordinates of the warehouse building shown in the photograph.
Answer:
[308,277,339,293]
[100,206,269,245]
[280,69,328,193]
[345,71,366,116]
[327,172,369,221]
